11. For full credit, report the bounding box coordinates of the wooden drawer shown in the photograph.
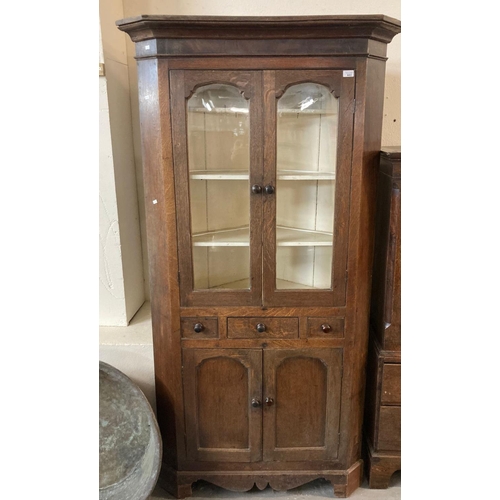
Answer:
[377,406,401,451]
[381,363,401,405]
[306,317,344,338]
[181,317,218,339]
[227,317,298,339]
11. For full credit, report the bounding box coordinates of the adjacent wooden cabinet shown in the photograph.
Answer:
[363,148,402,488]
[117,15,401,498]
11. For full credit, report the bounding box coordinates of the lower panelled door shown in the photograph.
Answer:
[182,348,262,462]
[182,347,342,463]
[262,348,343,461]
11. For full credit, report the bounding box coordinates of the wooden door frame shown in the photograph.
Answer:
[262,69,355,307]
[262,348,343,462]
[170,69,264,307]
[182,348,263,462]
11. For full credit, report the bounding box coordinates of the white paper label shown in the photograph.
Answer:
[343,70,355,77]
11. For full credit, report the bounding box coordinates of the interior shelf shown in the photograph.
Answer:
[190,170,248,180]
[211,278,315,290]
[189,169,335,181]
[192,226,333,247]
[189,107,249,114]
[189,107,334,115]
[277,170,335,180]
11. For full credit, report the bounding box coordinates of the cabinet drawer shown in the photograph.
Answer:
[181,317,218,339]
[306,317,344,338]
[381,363,401,405]
[377,406,401,451]
[227,317,298,339]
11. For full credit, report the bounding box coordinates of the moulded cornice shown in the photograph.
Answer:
[116,15,401,44]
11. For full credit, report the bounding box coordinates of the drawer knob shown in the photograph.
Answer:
[193,323,204,333]
[264,185,275,195]
[251,398,261,407]
[256,323,266,333]
[265,397,274,406]
[251,184,262,194]
[321,323,332,333]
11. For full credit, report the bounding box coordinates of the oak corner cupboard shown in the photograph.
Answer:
[117,15,401,498]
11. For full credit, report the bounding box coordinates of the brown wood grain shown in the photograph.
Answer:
[370,149,401,351]
[162,460,362,498]
[133,38,389,60]
[362,339,382,451]
[167,56,360,70]
[338,57,388,468]
[175,460,346,472]
[180,306,347,317]
[180,317,218,339]
[263,348,342,462]
[180,338,345,349]
[262,69,276,307]
[363,148,401,488]
[376,406,401,452]
[227,317,298,339]
[120,15,400,498]
[380,364,401,405]
[136,58,186,466]
[116,15,401,44]
[306,317,345,338]
[363,437,400,489]
[332,73,355,305]
[182,348,262,462]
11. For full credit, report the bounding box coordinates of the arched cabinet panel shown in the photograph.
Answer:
[182,348,262,462]
[263,348,343,461]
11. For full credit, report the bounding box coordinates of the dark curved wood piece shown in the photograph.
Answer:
[183,70,256,99]
[275,70,343,98]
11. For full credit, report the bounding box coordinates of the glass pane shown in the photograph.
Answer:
[187,84,250,289]
[276,83,338,290]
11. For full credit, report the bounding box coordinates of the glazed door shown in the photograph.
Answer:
[182,348,263,462]
[262,70,355,307]
[263,348,343,461]
[171,70,263,307]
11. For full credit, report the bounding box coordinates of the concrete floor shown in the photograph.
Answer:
[148,472,401,499]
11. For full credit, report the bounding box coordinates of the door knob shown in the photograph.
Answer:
[193,323,204,333]
[265,397,274,406]
[251,184,262,194]
[251,398,262,407]
[256,323,266,333]
[264,185,275,195]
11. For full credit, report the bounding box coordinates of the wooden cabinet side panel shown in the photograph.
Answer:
[136,58,185,465]
[370,157,401,351]
[362,343,383,448]
[339,57,387,467]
